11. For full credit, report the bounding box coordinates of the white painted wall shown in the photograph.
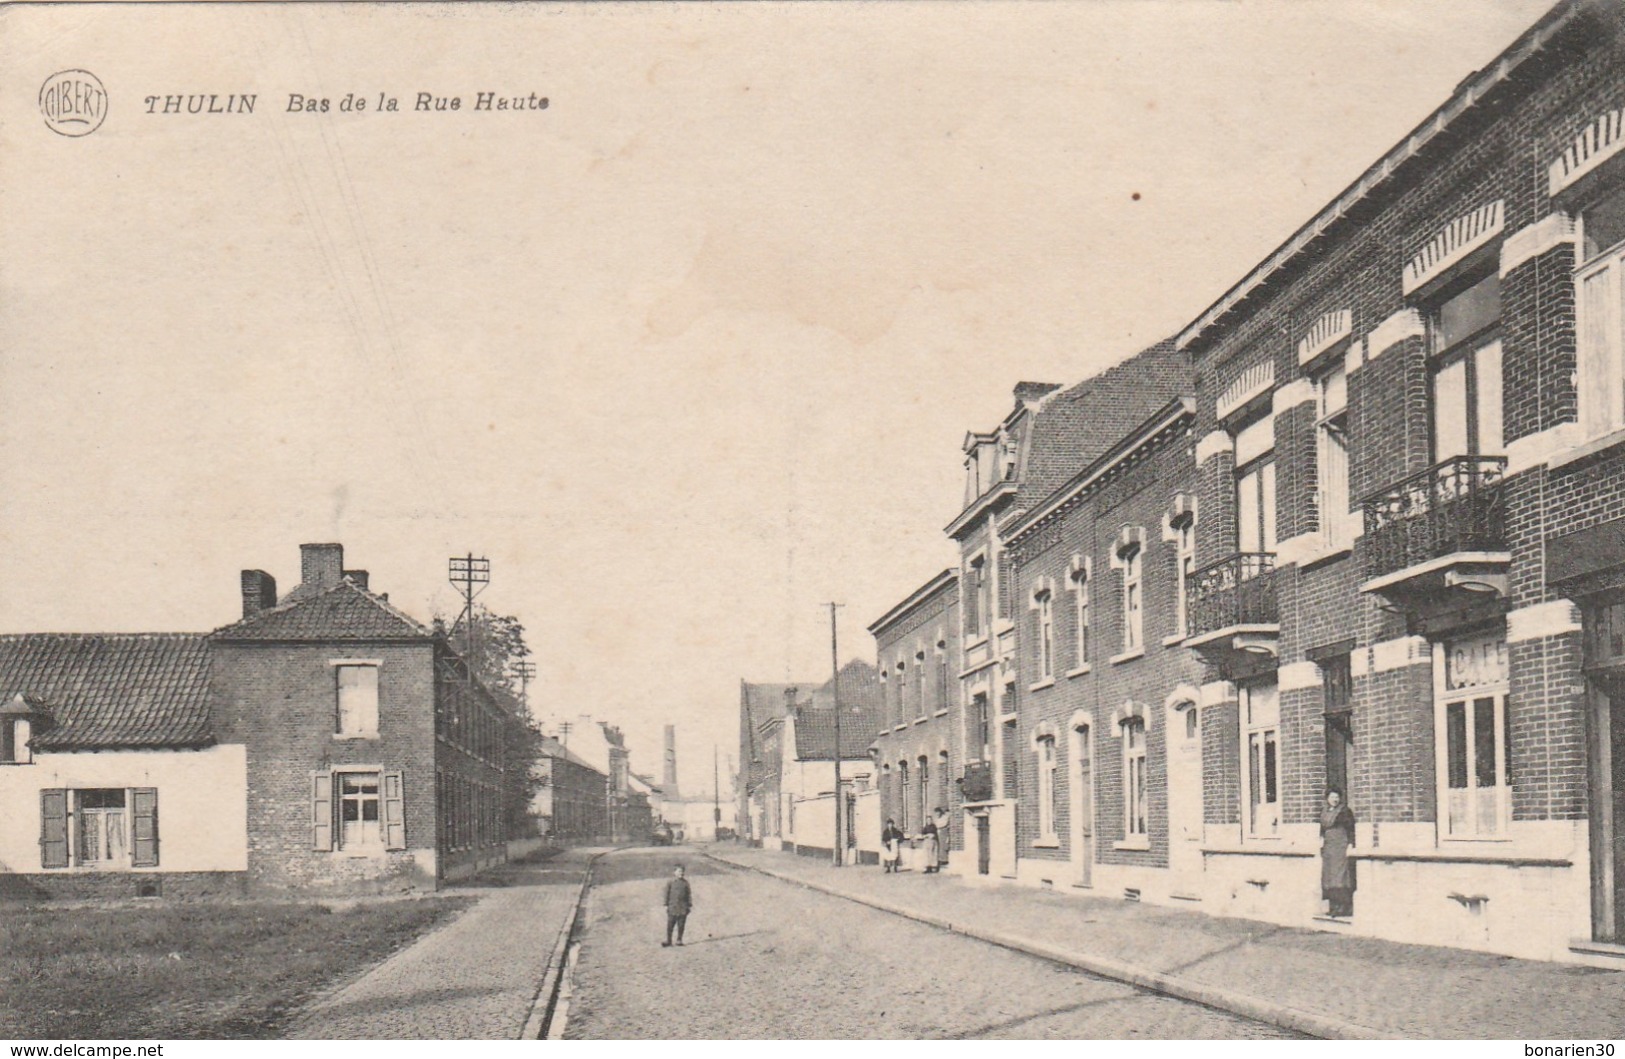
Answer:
[0,745,248,874]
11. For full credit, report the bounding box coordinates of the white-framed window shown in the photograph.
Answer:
[313,769,405,853]
[1069,555,1091,668]
[39,787,159,870]
[895,660,908,724]
[917,755,931,828]
[915,648,928,717]
[1241,680,1280,837]
[1315,362,1354,547]
[972,692,991,761]
[935,638,949,712]
[1577,184,1625,441]
[1435,631,1510,839]
[1235,414,1277,556]
[1031,581,1055,680]
[898,760,911,831]
[1170,513,1196,638]
[965,554,988,638]
[1122,717,1148,838]
[334,662,380,738]
[1036,733,1058,842]
[1428,273,1504,461]
[1113,533,1144,654]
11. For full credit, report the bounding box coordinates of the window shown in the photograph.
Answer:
[966,555,987,638]
[972,692,991,761]
[1036,734,1058,842]
[2,716,31,764]
[895,661,908,725]
[1436,632,1510,839]
[1241,681,1280,837]
[1170,514,1196,638]
[1578,186,1625,440]
[1429,273,1504,461]
[1315,364,1353,546]
[1032,583,1055,680]
[312,769,405,852]
[936,641,949,712]
[1122,718,1147,838]
[898,761,911,830]
[917,755,931,829]
[915,649,928,717]
[1235,414,1277,556]
[335,663,380,737]
[1118,543,1143,653]
[1070,557,1091,668]
[39,787,158,869]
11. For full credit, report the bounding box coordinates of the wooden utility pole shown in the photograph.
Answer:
[826,602,845,867]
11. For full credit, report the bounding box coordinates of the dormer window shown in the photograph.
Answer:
[1,695,41,765]
[1000,438,1019,480]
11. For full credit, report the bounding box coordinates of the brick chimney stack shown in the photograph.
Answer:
[663,724,679,797]
[240,570,277,618]
[300,543,345,591]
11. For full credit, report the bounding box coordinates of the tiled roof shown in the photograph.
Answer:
[211,580,430,642]
[796,659,882,760]
[539,735,603,775]
[1006,339,1188,519]
[0,634,213,750]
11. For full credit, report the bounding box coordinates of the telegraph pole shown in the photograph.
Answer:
[447,553,491,670]
[713,744,721,840]
[826,602,845,867]
[514,659,536,713]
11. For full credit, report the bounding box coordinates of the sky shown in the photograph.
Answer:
[0,0,1558,794]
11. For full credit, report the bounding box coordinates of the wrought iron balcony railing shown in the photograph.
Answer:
[1361,456,1507,583]
[959,761,994,803]
[1189,552,1278,639]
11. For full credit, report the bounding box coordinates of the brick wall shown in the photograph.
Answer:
[209,641,440,892]
[1350,663,1435,826]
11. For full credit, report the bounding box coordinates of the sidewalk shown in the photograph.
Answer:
[709,846,1625,1040]
[286,848,604,1040]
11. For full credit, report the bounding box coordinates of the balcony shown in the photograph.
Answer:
[1360,456,1508,611]
[959,761,994,803]
[1186,552,1279,671]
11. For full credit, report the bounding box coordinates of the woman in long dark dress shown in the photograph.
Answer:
[1320,789,1356,917]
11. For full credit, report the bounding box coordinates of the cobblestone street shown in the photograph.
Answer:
[561,847,1296,1039]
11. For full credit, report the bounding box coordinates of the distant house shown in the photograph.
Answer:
[0,542,516,897]
[532,735,607,843]
[738,680,802,846]
[778,661,883,860]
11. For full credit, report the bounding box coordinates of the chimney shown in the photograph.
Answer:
[663,724,679,794]
[300,543,344,591]
[240,570,277,618]
[784,686,798,713]
[342,569,369,591]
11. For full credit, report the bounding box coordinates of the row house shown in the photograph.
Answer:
[862,0,1625,963]
[868,570,961,861]
[999,342,1205,900]
[0,542,514,897]
[1174,0,1625,962]
[532,734,609,843]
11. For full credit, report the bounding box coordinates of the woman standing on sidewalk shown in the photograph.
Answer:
[881,818,904,873]
[1320,790,1356,917]
[920,814,940,873]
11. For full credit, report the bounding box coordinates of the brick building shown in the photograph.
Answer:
[869,570,962,862]
[739,680,805,847]
[999,342,1204,900]
[532,734,608,843]
[0,542,515,896]
[864,0,1625,962]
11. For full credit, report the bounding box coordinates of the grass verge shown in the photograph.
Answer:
[0,896,472,1039]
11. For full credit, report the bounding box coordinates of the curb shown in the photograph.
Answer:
[519,848,617,1040]
[705,850,1397,1041]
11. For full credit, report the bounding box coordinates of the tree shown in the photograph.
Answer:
[438,604,547,839]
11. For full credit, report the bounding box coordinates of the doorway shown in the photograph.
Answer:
[1583,597,1625,942]
[975,814,991,876]
[1072,723,1093,887]
[1167,704,1203,894]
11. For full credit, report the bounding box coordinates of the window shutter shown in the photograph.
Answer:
[40,788,69,869]
[383,770,406,851]
[312,771,333,852]
[131,787,159,867]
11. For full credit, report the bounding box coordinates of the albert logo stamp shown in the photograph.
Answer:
[39,70,107,137]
